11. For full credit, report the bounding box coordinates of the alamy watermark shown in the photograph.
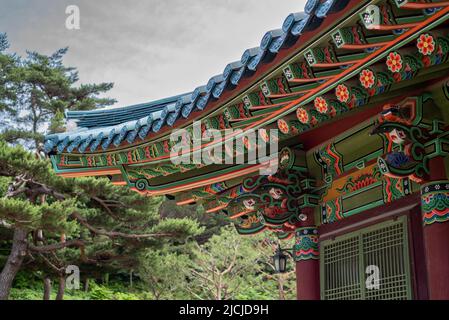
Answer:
[65,5,80,30]
[366,265,381,290]
[65,265,80,290]
[169,121,279,175]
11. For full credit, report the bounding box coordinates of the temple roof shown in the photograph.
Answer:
[65,93,188,128]
[45,93,191,153]
[44,0,348,154]
[44,0,449,239]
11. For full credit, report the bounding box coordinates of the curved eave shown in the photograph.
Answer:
[44,0,359,155]
[131,163,267,196]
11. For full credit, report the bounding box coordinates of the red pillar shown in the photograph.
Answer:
[421,158,449,300]
[294,226,320,300]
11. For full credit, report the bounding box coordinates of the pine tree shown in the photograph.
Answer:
[181,226,296,300]
[0,35,202,300]
[0,39,115,150]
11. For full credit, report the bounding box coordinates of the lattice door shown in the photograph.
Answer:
[321,216,412,300]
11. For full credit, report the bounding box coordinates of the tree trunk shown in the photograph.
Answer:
[278,275,286,300]
[43,277,52,300]
[216,276,222,300]
[56,276,65,300]
[84,278,89,292]
[0,228,28,300]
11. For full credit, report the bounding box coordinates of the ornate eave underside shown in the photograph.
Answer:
[46,0,449,239]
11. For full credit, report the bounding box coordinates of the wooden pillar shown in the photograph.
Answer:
[294,226,320,300]
[421,158,449,299]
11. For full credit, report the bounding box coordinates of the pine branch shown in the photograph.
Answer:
[28,240,85,253]
[15,179,66,200]
[70,212,178,239]
[37,253,64,274]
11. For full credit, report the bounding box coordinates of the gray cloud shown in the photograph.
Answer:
[0,0,306,106]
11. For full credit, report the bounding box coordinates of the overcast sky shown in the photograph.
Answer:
[0,0,306,107]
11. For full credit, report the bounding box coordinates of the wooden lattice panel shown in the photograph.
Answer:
[321,216,412,300]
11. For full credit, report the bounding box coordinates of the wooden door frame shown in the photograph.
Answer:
[318,194,429,299]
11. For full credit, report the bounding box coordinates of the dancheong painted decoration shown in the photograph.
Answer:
[45,0,449,300]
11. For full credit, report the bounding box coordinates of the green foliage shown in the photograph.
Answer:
[0,177,10,196]
[160,201,229,242]
[0,34,19,115]
[150,217,204,240]
[0,130,43,145]
[0,140,53,180]
[0,44,115,148]
[0,196,79,232]
[138,250,191,300]
[47,110,66,134]
[0,38,202,299]
[0,33,8,52]
[38,200,80,235]
[88,283,115,300]
[234,285,274,300]
[0,197,39,228]
[0,137,204,300]
[113,291,140,300]
[0,34,296,301]
[0,136,202,273]
[8,275,143,300]
[9,288,44,300]
[137,226,297,300]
